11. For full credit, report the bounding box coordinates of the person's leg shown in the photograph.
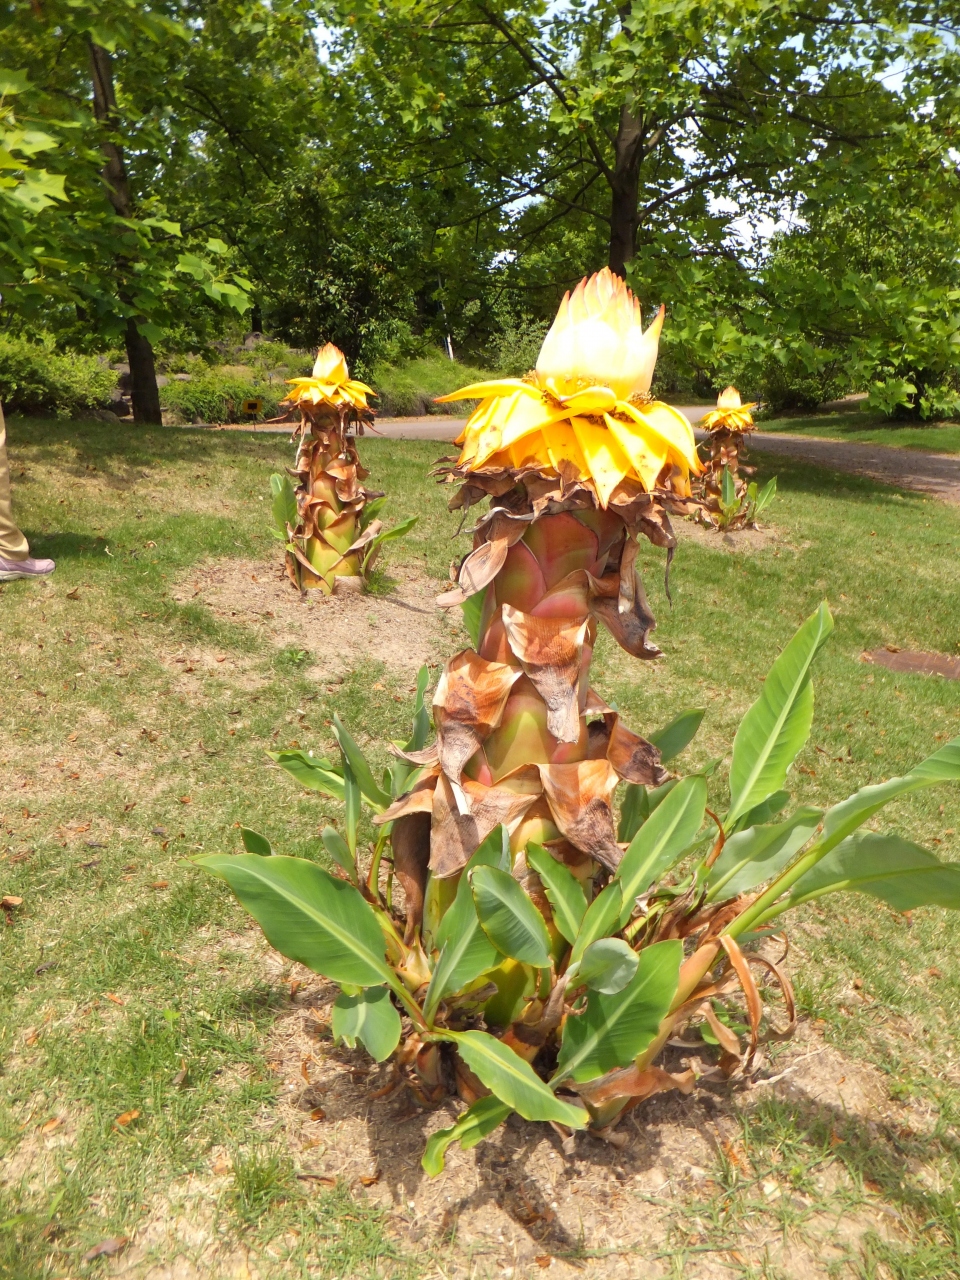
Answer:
[0,403,54,580]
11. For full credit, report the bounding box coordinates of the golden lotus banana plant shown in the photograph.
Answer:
[270,344,415,592]
[697,386,776,530]
[201,275,960,1172]
[388,267,700,914]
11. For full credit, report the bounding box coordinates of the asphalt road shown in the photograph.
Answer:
[212,409,960,506]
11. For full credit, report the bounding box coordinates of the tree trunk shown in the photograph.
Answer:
[88,39,162,425]
[124,317,163,424]
[607,104,645,278]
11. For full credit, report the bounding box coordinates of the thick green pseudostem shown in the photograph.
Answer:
[283,398,377,593]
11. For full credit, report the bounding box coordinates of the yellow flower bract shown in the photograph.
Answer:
[436,269,700,506]
[284,342,374,412]
[702,385,757,433]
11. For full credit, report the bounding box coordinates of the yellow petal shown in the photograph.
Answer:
[623,304,664,397]
[313,343,349,382]
[435,379,526,404]
[558,386,618,415]
[540,422,588,476]
[602,413,667,491]
[571,416,630,507]
[717,385,742,409]
[471,388,556,468]
[618,400,699,471]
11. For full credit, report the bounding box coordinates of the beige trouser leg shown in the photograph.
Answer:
[0,403,30,560]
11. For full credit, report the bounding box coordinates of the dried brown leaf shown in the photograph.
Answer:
[501,606,588,743]
[83,1237,129,1262]
[375,765,441,824]
[589,570,660,660]
[576,1064,695,1108]
[429,773,539,878]
[538,760,621,871]
[434,650,521,786]
[720,935,762,1067]
[391,811,432,943]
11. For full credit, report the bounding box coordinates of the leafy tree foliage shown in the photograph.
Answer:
[2,0,960,413]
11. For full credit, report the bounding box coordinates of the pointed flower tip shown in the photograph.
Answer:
[535,269,665,400]
[717,385,742,409]
[312,342,350,383]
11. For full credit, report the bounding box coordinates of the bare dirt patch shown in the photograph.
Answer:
[34,930,922,1279]
[174,559,456,678]
[169,943,910,1280]
[862,648,960,680]
[674,519,794,555]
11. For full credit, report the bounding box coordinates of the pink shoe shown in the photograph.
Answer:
[0,555,56,582]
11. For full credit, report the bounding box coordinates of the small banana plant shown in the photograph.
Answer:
[713,467,777,530]
[269,472,417,587]
[196,605,960,1172]
[698,387,776,530]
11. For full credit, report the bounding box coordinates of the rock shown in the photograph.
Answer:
[87,409,121,424]
[155,374,169,388]
[110,362,130,374]
[172,373,192,382]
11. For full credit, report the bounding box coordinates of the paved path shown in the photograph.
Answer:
[739,430,960,507]
[211,408,960,506]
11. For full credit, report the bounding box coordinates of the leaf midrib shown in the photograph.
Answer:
[729,629,822,821]
[226,859,394,986]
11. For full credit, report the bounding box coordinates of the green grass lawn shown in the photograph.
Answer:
[760,410,960,454]
[2,418,960,1278]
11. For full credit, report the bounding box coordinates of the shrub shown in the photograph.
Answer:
[369,353,494,416]
[158,369,288,424]
[0,335,118,418]
[486,316,549,376]
[755,353,847,414]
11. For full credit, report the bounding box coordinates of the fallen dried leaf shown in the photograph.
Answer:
[65,587,80,600]
[150,881,170,890]
[105,992,125,1006]
[212,1155,231,1174]
[67,732,78,742]
[24,1029,39,1046]
[83,1237,128,1262]
[359,1170,381,1186]
[114,1109,140,1127]
[310,1107,326,1122]
[171,1062,188,1088]
[40,1117,61,1135]
[535,1257,552,1269]
[34,960,58,974]
[297,1174,336,1185]
[1,895,23,909]
[929,966,943,979]
[179,795,192,805]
